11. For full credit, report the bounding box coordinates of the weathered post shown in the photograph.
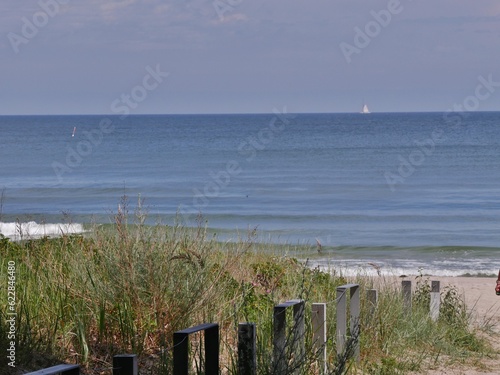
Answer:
[238,323,257,375]
[293,301,305,363]
[402,280,412,314]
[312,303,327,373]
[336,284,360,361]
[430,280,441,321]
[273,299,305,375]
[273,303,287,374]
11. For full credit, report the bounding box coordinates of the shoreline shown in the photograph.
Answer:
[1,220,499,279]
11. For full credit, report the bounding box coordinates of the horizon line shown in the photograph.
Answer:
[2,110,500,117]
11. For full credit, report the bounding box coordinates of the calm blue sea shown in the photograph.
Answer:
[1,112,499,276]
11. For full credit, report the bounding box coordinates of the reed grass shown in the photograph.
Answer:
[0,197,494,374]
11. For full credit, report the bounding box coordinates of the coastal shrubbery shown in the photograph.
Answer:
[0,200,494,374]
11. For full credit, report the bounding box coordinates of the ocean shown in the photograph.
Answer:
[1,112,499,276]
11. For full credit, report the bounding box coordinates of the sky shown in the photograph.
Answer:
[1,0,500,115]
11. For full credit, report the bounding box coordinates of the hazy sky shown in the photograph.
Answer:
[2,0,500,114]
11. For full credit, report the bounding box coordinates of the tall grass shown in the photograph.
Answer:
[0,198,494,374]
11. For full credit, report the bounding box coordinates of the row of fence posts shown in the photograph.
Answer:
[25,279,440,375]
[402,280,441,321]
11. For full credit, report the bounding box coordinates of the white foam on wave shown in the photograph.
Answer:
[308,260,499,278]
[0,221,85,241]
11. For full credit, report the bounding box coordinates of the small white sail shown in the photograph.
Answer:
[72,126,76,137]
[361,104,370,114]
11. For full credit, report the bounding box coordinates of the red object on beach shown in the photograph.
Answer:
[496,270,500,296]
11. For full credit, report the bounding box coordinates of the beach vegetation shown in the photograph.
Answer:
[0,198,495,374]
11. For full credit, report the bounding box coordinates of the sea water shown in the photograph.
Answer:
[0,112,499,276]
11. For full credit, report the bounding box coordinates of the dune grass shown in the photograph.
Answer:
[0,200,495,374]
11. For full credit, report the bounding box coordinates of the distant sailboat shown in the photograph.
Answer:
[360,104,370,114]
[72,127,76,137]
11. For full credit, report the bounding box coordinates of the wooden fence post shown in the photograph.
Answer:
[238,323,256,375]
[173,323,219,375]
[402,280,412,314]
[293,301,305,364]
[273,299,305,375]
[312,303,327,373]
[336,284,360,362]
[430,281,440,321]
[113,354,138,375]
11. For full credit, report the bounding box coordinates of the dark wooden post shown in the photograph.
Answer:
[273,299,305,375]
[273,304,287,374]
[173,323,219,375]
[238,323,257,375]
[113,354,138,375]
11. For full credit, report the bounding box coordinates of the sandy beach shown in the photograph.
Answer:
[407,276,500,374]
[435,277,500,322]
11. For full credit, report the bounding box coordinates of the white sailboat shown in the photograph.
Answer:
[360,104,370,114]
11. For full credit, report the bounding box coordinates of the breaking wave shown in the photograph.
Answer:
[0,221,85,241]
